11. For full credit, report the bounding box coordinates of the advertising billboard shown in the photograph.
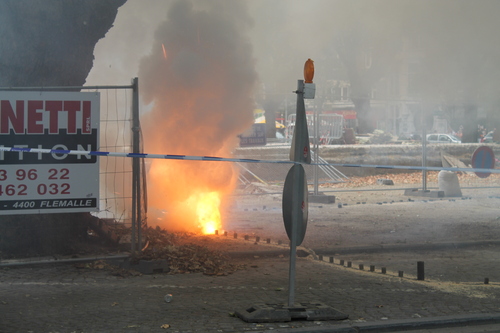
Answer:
[0,91,100,214]
[239,123,266,147]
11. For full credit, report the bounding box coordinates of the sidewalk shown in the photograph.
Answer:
[1,241,500,333]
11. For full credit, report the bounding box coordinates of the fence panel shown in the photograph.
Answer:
[0,82,143,259]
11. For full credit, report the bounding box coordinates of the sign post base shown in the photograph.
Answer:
[235,301,348,323]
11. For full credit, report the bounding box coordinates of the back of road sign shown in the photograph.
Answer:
[282,164,308,246]
[290,80,311,164]
[472,146,495,178]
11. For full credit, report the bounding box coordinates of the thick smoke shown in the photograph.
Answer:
[86,0,500,224]
[138,0,257,231]
[89,0,500,116]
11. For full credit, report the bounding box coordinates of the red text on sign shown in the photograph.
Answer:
[0,100,92,134]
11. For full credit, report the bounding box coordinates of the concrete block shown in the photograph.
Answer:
[404,188,444,198]
[438,170,462,197]
[309,193,335,204]
[377,178,394,185]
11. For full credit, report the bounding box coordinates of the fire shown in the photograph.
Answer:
[140,2,257,237]
[146,159,232,235]
[193,192,222,234]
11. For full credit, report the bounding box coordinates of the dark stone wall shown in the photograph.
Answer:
[0,0,126,87]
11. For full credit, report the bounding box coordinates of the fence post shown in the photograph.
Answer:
[131,77,141,253]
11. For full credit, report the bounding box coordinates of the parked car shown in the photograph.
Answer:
[426,133,461,144]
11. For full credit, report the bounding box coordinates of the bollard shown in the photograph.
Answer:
[329,257,334,263]
[255,236,260,243]
[266,238,271,244]
[485,278,489,285]
[347,261,352,268]
[318,254,323,261]
[381,267,387,274]
[359,264,364,270]
[398,271,404,278]
[370,265,375,272]
[417,261,425,281]
[224,231,228,237]
[339,259,345,266]
[234,232,238,239]
[244,235,249,241]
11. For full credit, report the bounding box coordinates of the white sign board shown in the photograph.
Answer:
[0,91,100,214]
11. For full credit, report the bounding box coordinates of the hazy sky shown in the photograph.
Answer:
[88,0,500,105]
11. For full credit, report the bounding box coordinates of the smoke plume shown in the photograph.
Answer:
[86,0,500,225]
[138,0,257,231]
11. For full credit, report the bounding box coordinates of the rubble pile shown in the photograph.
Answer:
[135,227,244,275]
[76,228,245,276]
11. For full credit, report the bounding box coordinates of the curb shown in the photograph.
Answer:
[0,254,129,268]
[314,239,500,255]
[255,313,500,332]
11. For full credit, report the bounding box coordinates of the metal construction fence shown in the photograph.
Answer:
[286,113,344,144]
[0,78,146,256]
[236,149,348,188]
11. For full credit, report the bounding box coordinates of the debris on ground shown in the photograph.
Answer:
[74,260,143,277]
[135,228,245,275]
[76,228,245,276]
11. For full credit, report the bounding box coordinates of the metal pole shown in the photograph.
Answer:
[285,97,288,142]
[131,77,141,253]
[0,84,134,91]
[134,78,142,252]
[313,100,319,195]
[421,104,427,191]
[288,165,299,307]
[422,128,427,191]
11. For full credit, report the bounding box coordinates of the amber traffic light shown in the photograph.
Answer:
[304,58,314,83]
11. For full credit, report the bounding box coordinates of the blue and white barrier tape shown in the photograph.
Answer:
[0,146,499,174]
[0,146,289,164]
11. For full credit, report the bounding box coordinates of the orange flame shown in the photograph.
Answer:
[146,158,235,235]
[193,192,222,234]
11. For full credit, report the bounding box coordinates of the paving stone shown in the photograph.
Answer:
[1,254,500,332]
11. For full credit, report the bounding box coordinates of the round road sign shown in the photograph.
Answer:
[282,164,308,246]
[471,146,495,178]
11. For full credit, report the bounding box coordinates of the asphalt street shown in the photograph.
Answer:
[2,241,500,333]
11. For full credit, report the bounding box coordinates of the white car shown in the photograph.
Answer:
[426,133,461,144]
